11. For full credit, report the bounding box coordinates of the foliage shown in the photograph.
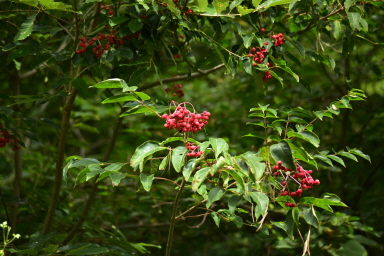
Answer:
[0,0,384,255]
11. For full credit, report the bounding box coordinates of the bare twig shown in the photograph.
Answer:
[175,199,207,220]
[138,64,225,92]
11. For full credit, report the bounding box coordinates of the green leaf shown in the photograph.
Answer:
[128,68,148,88]
[140,173,155,191]
[71,158,100,168]
[269,70,284,87]
[130,141,167,171]
[252,0,262,8]
[91,78,135,90]
[337,151,358,162]
[171,146,188,173]
[237,6,254,16]
[260,0,296,8]
[72,78,88,99]
[14,13,38,42]
[249,191,269,221]
[347,12,362,31]
[289,39,305,59]
[86,164,104,181]
[211,212,220,227]
[192,167,210,191]
[212,0,229,14]
[159,152,171,170]
[39,0,72,11]
[232,216,243,228]
[105,163,125,172]
[278,65,299,82]
[223,169,245,193]
[183,158,202,181]
[134,92,150,100]
[332,20,343,41]
[241,33,254,48]
[285,140,312,164]
[337,240,368,256]
[109,16,129,27]
[128,19,143,33]
[241,152,265,181]
[299,196,347,212]
[137,0,149,10]
[197,0,209,12]
[303,206,319,228]
[102,93,138,104]
[348,148,371,163]
[327,155,345,167]
[270,141,295,170]
[246,121,265,127]
[271,221,286,232]
[209,138,228,159]
[75,168,90,186]
[288,130,320,147]
[285,208,295,240]
[110,173,126,186]
[164,0,181,16]
[207,186,226,208]
[314,154,333,166]
[210,156,226,176]
[119,47,133,59]
[344,0,356,12]
[228,195,242,214]
[161,137,199,146]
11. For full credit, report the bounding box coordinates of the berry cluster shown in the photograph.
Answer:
[262,71,272,83]
[100,5,114,16]
[272,33,285,46]
[161,103,210,133]
[0,125,20,151]
[76,30,140,58]
[248,46,267,65]
[165,84,184,98]
[186,142,203,157]
[273,161,320,207]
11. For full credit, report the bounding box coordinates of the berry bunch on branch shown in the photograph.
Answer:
[186,142,203,157]
[161,102,210,133]
[273,161,320,207]
[165,84,184,98]
[76,30,140,58]
[0,125,20,151]
[272,33,285,46]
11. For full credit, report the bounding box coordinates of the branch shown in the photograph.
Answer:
[165,178,186,256]
[60,111,124,245]
[9,71,22,234]
[42,86,78,235]
[137,64,225,92]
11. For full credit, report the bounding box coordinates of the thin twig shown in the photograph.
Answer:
[175,199,207,220]
[137,64,225,91]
